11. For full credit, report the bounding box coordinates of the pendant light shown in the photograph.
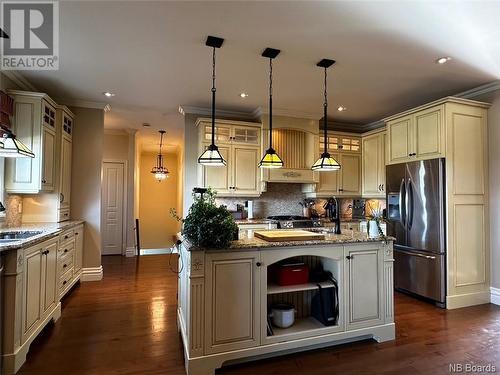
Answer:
[311,59,340,172]
[198,36,226,167]
[259,48,284,169]
[0,130,35,158]
[151,130,169,181]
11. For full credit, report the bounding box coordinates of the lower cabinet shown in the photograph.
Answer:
[204,251,261,354]
[344,245,384,330]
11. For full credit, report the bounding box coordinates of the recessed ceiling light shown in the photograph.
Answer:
[103,91,115,97]
[240,92,249,98]
[142,123,151,127]
[337,106,347,112]
[436,57,452,64]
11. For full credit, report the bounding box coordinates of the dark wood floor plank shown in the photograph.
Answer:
[16,254,500,375]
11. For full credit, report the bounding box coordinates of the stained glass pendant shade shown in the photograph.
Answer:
[198,36,226,167]
[151,130,169,181]
[312,59,340,172]
[0,131,35,158]
[259,48,283,169]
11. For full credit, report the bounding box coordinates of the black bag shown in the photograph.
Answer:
[311,268,339,326]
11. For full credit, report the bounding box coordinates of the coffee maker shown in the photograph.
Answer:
[323,197,341,234]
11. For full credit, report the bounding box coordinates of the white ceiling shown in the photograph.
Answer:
[20,1,500,150]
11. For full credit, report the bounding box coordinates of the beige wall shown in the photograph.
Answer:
[488,91,500,289]
[183,114,198,215]
[139,152,180,249]
[103,130,137,252]
[71,106,104,268]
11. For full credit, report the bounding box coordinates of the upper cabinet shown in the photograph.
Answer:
[198,118,262,197]
[5,91,58,194]
[362,131,386,197]
[386,105,445,164]
[56,106,74,220]
[305,133,361,197]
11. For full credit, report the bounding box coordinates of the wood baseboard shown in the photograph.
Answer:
[81,266,103,282]
[446,290,491,309]
[490,287,500,306]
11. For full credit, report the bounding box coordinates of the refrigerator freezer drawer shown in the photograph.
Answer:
[394,248,445,304]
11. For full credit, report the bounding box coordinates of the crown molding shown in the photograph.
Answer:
[179,105,257,120]
[257,106,320,120]
[1,71,37,91]
[55,97,108,110]
[455,80,500,100]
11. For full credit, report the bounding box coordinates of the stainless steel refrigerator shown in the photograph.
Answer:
[386,158,446,307]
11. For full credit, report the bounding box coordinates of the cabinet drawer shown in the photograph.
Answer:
[59,268,74,290]
[59,229,75,243]
[58,239,75,257]
[58,254,74,274]
[58,208,70,222]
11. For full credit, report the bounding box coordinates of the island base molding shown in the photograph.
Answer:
[81,265,103,281]
[181,319,395,375]
[2,303,61,375]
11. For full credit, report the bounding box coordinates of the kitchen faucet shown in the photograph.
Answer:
[324,197,341,235]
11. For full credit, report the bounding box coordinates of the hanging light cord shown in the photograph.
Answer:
[269,57,273,148]
[211,46,216,147]
[323,67,328,154]
[157,131,165,169]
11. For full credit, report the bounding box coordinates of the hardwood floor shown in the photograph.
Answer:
[17,255,500,375]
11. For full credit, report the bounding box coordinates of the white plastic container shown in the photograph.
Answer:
[270,304,295,328]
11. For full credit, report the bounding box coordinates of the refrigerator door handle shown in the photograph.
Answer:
[399,178,406,229]
[407,178,414,230]
[396,249,436,260]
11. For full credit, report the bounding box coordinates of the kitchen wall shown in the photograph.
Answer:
[71,106,104,270]
[139,152,180,249]
[487,90,500,291]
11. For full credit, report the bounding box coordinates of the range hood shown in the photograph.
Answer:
[260,115,319,184]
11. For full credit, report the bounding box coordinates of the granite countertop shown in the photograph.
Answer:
[182,229,393,252]
[235,219,275,225]
[0,220,84,253]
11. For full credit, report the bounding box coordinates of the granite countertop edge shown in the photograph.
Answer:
[0,220,85,253]
[178,232,394,252]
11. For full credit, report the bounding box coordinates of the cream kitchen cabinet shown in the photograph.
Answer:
[5,91,58,194]
[55,106,74,221]
[204,251,261,354]
[344,244,384,330]
[198,118,262,197]
[386,105,445,164]
[362,131,386,197]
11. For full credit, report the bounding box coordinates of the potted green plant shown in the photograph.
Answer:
[171,188,238,249]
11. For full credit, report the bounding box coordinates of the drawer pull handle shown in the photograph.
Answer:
[64,235,69,239]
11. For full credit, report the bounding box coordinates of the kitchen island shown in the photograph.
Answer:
[177,230,395,375]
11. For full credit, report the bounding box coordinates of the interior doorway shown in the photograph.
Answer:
[101,161,127,255]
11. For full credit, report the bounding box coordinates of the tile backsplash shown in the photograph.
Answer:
[216,183,386,220]
[2,194,22,228]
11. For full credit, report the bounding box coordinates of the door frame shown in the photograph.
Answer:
[101,159,128,256]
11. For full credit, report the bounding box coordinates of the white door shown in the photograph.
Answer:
[102,162,125,255]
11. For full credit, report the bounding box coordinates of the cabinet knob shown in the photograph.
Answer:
[339,188,344,192]
[256,262,262,267]
[63,264,67,268]
[64,249,68,253]
[346,255,352,260]
[42,179,47,183]
[63,281,67,285]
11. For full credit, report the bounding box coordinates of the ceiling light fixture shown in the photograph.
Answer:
[337,106,347,112]
[198,36,226,167]
[103,91,115,97]
[240,92,249,98]
[259,48,284,169]
[312,59,340,172]
[151,130,169,181]
[0,28,9,39]
[0,130,35,158]
[436,57,451,64]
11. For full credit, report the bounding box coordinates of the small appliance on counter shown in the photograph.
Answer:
[245,200,254,219]
[230,204,247,220]
[323,197,341,234]
[351,199,366,220]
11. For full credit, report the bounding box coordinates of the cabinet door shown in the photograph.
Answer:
[60,136,72,208]
[205,251,261,354]
[345,246,383,330]
[340,153,361,195]
[232,126,260,146]
[232,146,259,196]
[317,152,340,194]
[41,240,58,315]
[5,98,42,193]
[41,126,56,192]
[74,225,84,273]
[201,122,232,144]
[22,246,43,342]
[414,105,444,159]
[202,144,231,195]
[362,133,386,197]
[387,115,412,164]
